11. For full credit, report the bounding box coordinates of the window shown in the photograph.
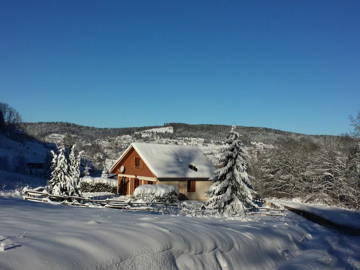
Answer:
[135,157,141,168]
[187,180,196,192]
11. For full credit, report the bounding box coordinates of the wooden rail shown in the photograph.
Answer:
[24,190,283,216]
[23,190,179,211]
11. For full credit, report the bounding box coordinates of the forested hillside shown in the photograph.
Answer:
[1,120,358,209]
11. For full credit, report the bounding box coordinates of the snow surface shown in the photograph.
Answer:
[81,176,117,187]
[0,197,359,269]
[134,127,174,138]
[279,201,360,231]
[82,192,116,200]
[112,143,215,178]
[134,184,178,197]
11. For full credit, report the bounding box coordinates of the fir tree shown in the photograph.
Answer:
[47,145,69,196]
[206,127,258,216]
[47,150,59,193]
[67,145,82,196]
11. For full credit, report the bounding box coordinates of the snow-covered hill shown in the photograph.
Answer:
[0,132,50,190]
[3,122,359,209]
[0,134,49,171]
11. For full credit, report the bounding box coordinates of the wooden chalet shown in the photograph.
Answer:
[109,143,215,201]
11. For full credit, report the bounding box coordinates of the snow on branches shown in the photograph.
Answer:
[206,126,258,216]
[67,145,83,196]
[47,145,82,197]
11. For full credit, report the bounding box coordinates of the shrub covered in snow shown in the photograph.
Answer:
[180,200,206,216]
[80,182,117,193]
[134,184,179,203]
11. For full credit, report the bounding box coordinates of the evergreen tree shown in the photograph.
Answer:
[47,145,69,196]
[206,127,258,216]
[47,150,59,193]
[67,145,82,196]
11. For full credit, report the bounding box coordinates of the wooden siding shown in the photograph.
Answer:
[113,147,156,195]
[111,147,156,178]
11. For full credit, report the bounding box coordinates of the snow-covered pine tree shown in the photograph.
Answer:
[67,145,82,197]
[206,126,258,216]
[47,145,69,196]
[46,149,59,193]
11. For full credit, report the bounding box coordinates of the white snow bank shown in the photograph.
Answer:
[134,184,178,197]
[280,201,360,231]
[80,176,117,187]
[0,198,359,269]
[82,192,115,198]
[0,189,22,198]
[181,200,204,208]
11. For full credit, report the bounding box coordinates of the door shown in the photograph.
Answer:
[118,177,128,195]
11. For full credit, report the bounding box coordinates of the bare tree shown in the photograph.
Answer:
[0,102,22,128]
[350,111,360,137]
[0,109,4,129]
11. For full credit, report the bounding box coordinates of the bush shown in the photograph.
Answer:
[80,182,117,193]
[134,184,179,203]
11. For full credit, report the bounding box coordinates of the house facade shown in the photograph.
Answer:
[109,143,215,201]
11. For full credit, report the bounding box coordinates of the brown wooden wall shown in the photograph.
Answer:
[111,147,156,178]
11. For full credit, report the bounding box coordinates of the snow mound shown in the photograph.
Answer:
[134,184,179,203]
[0,189,22,198]
[134,184,178,197]
[281,201,360,231]
[81,176,117,187]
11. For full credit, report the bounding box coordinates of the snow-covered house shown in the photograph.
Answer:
[110,143,215,201]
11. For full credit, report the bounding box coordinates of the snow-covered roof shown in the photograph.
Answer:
[111,143,215,179]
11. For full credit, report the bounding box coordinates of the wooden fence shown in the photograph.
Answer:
[23,190,179,212]
[23,190,284,216]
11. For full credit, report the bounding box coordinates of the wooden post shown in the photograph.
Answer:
[117,175,120,194]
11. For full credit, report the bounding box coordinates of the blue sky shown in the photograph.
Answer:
[1,1,359,135]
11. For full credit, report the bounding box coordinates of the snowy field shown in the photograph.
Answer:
[0,198,359,270]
